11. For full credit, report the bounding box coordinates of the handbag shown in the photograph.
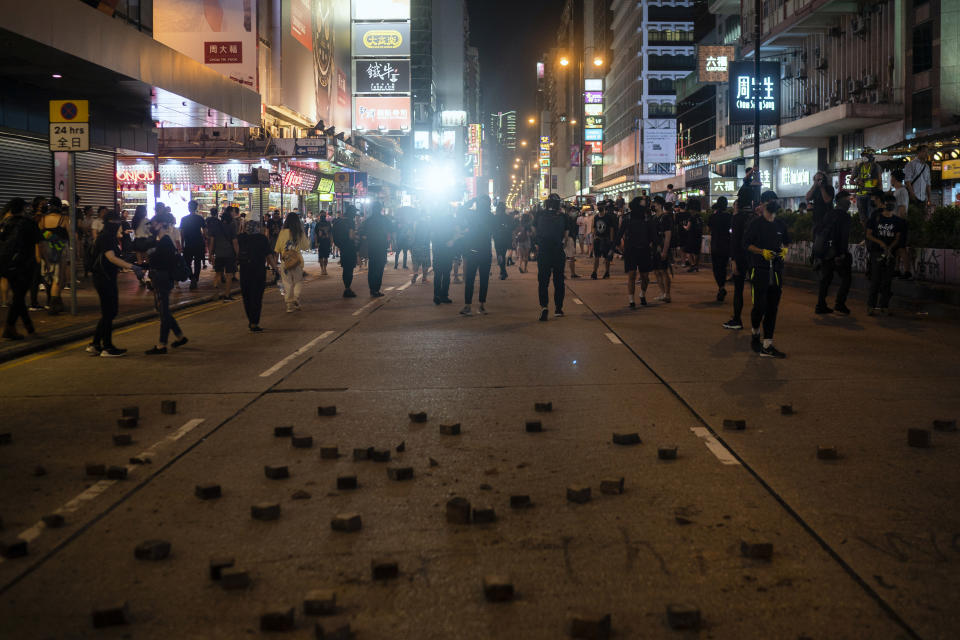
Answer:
[281,241,303,271]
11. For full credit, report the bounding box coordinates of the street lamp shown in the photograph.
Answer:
[557,48,605,205]
[593,57,604,67]
[560,56,570,67]
[528,117,536,124]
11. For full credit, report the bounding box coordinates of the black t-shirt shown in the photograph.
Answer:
[312,218,331,242]
[237,232,271,269]
[593,213,617,243]
[867,214,906,253]
[708,211,733,255]
[730,212,754,261]
[93,233,120,278]
[180,213,206,248]
[619,211,654,249]
[463,211,494,253]
[743,217,790,270]
[810,183,835,227]
[534,212,567,251]
[332,217,355,250]
[736,183,756,212]
[655,212,674,248]
[210,219,236,258]
[363,214,391,253]
[148,235,178,272]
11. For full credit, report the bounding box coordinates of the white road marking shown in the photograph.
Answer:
[259,331,334,377]
[384,286,395,291]
[690,427,741,466]
[573,298,583,305]
[351,300,379,317]
[169,418,206,442]
[604,332,622,344]
[398,282,411,291]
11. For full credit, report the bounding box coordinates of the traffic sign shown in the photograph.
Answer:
[49,123,89,152]
[49,100,89,123]
[334,172,351,194]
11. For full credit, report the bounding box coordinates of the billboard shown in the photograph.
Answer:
[352,0,409,20]
[644,128,676,164]
[697,45,736,83]
[585,128,603,142]
[355,96,411,132]
[354,59,411,93]
[154,0,257,89]
[352,22,411,57]
[281,0,352,130]
[728,61,781,125]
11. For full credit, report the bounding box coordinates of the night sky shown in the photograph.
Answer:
[467,0,561,122]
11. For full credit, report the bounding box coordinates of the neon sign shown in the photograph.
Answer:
[116,168,155,183]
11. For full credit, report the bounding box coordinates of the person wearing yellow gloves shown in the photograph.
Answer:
[743,191,790,358]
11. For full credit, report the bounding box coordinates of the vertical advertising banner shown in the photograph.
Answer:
[154,0,257,89]
[281,0,352,130]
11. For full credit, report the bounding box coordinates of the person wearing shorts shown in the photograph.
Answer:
[209,208,239,301]
[618,197,655,308]
[591,203,617,279]
[652,197,673,302]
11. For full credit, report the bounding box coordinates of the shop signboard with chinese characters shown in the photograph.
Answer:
[354,59,410,93]
[354,96,411,132]
[468,124,482,177]
[728,61,781,125]
[711,177,738,195]
[697,45,736,83]
[539,136,551,199]
[49,100,89,152]
[352,22,410,57]
[294,137,328,158]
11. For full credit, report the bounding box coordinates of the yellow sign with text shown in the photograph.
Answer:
[49,100,89,123]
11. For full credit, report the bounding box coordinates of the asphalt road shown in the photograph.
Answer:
[0,256,956,639]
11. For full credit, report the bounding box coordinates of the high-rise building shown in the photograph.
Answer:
[489,111,518,151]
[487,110,518,196]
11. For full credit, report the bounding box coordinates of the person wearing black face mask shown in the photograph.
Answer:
[865,195,905,315]
[813,189,853,315]
[744,191,790,358]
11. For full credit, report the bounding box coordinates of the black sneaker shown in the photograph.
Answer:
[433,297,441,306]
[750,334,762,352]
[629,301,636,309]
[590,272,597,280]
[760,344,787,359]
[171,336,189,348]
[554,309,564,317]
[538,308,548,322]
[639,297,647,306]
[834,303,851,315]
[249,325,264,333]
[440,297,453,304]
[722,318,743,330]
[815,305,834,315]
[145,346,167,355]
[100,347,127,358]
[371,291,385,298]
[343,289,357,298]
[602,272,610,279]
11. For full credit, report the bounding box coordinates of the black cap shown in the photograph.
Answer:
[760,190,780,212]
[713,196,728,210]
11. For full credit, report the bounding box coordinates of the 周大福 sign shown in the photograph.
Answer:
[728,61,781,125]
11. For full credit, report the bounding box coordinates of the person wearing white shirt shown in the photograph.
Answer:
[891,169,913,280]
[903,146,931,205]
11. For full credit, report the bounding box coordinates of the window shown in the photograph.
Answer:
[913,22,933,73]
[912,89,933,131]
[841,132,864,163]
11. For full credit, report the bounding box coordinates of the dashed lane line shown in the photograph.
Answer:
[351,299,380,317]
[258,331,334,378]
[604,332,622,344]
[573,298,583,305]
[397,281,412,291]
[690,427,741,465]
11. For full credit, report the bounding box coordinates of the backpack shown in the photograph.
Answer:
[84,241,107,275]
[171,252,191,282]
[812,210,839,261]
[0,216,34,277]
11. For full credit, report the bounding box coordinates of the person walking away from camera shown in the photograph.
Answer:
[460,196,494,316]
[313,211,332,276]
[208,208,239,301]
[891,169,913,280]
[410,211,431,285]
[275,213,310,312]
[332,207,359,298]
[652,197,673,303]
[515,214,532,273]
[0,198,41,340]
[618,197,655,308]
[854,148,881,226]
[38,197,70,314]
[180,200,206,290]
[493,203,513,280]
[708,196,732,302]
[683,200,703,272]
[813,189,853,315]
[131,205,151,287]
[533,195,568,321]
[431,207,456,305]
[361,201,391,297]
[866,195,906,316]
[238,220,277,331]
[565,206,580,278]
[145,212,188,355]
[744,191,789,358]
[591,202,617,279]
[86,220,142,356]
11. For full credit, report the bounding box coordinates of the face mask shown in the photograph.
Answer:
[884,204,895,212]
[838,200,851,212]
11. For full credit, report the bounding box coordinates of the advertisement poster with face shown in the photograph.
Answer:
[282,0,352,131]
[154,0,257,89]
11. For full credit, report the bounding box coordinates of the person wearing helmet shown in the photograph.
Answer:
[743,190,790,358]
[533,194,568,321]
[854,148,881,225]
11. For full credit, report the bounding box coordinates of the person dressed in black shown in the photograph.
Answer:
[1,198,41,340]
[179,200,206,290]
[332,207,358,298]
[617,197,655,308]
[237,220,278,332]
[806,171,835,231]
[145,211,189,355]
[86,219,141,356]
[652,198,673,303]
[493,202,514,280]
[460,195,494,316]
[591,202,617,279]
[865,195,906,315]
[708,196,732,302]
[312,212,332,276]
[813,189,852,315]
[361,201,391,297]
[533,194,568,321]
[682,200,703,272]
[743,191,790,358]
[722,192,758,330]
[735,169,758,217]
[430,207,456,305]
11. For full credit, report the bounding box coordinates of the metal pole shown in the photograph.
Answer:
[753,0,762,200]
[67,152,77,315]
[580,55,585,206]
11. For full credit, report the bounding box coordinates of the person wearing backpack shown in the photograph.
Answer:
[86,219,141,356]
[274,212,310,312]
[332,207,358,298]
[360,201,391,297]
[707,196,732,302]
[237,220,277,332]
[145,211,189,355]
[38,197,70,315]
[1,198,42,340]
[617,197,655,308]
[813,189,853,315]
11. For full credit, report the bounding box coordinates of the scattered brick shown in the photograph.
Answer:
[600,478,625,495]
[723,419,746,430]
[129,457,151,465]
[331,513,362,532]
[91,602,129,628]
[658,446,678,460]
[315,622,351,640]
[741,541,774,560]
[666,604,700,630]
[371,449,391,462]
[439,423,461,435]
[134,539,171,561]
[446,497,472,524]
[336,475,358,490]
[473,506,496,523]
[317,406,337,417]
[525,421,543,433]
[371,559,399,580]
[160,400,177,415]
[908,428,932,448]
[274,425,294,437]
[396,441,406,452]
[429,458,439,467]
[510,495,532,509]
[0,538,28,559]
[409,411,428,423]
[195,483,222,500]
[265,465,290,479]
[534,402,553,413]
[817,446,839,460]
[0,433,11,445]
[353,447,371,461]
[675,516,693,525]
[612,432,640,445]
[42,514,65,528]
[260,606,295,631]
[117,417,138,429]
[568,612,611,639]
[33,465,47,477]
[303,589,337,616]
[483,575,514,602]
[209,557,235,580]
[567,486,591,504]
[292,435,314,449]
[121,407,140,419]
[113,434,133,446]
[320,445,339,459]
[251,503,281,521]
[292,489,312,500]
[781,405,794,416]
[85,463,106,477]
[220,567,251,589]
[479,483,493,491]
[106,466,128,480]
[933,419,957,432]
[387,467,414,481]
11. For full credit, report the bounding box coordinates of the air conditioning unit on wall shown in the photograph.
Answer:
[851,16,868,37]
